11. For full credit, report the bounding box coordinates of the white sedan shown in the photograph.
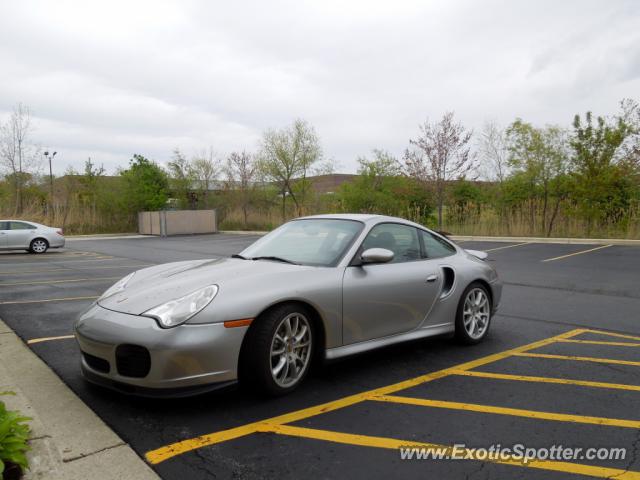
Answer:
[0,220,65,253]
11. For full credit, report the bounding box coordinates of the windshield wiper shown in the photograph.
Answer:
[251,256,299,265]
[231,254,249,260]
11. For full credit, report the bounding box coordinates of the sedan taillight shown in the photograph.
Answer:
[56,229,64,236]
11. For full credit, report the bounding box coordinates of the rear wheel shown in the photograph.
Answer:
[455,282,491,344]
[30,238,49,254]
[241,303,314,396]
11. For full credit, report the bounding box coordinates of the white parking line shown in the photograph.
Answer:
[27,334,75,345]
[542,244,613,262]
[485,242,531,252]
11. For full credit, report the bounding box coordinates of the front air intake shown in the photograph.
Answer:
[116,344,151,378]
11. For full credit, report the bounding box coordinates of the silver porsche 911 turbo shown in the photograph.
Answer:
[74,214,501,397]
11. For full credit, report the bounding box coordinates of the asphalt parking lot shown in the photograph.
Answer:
[1,234,640,479]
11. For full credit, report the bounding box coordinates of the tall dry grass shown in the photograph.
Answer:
[0,202,135,234]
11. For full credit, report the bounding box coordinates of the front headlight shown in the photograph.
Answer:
[99,272,135,300]
[142,285,218,328]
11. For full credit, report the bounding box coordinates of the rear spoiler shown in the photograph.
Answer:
[435,231,489,260]
[465,249,488,260]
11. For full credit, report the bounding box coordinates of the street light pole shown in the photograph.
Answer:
[44,151,57,219]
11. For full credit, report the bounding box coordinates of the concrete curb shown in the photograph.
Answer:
[219,230,268,235]
[0,319,159,480]
[66,234,150,242]
[220,230,640,245]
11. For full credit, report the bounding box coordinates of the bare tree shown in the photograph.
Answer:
[478,121,509,182]
[191,147,221,206]
[226,151,258,226]
[404,112,477,229]
[0,103,39,214]
[259,119,322,220]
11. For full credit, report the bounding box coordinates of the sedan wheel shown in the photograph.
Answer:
[455,282,491,344]
[30,239,49,254]
[241,303,315,396]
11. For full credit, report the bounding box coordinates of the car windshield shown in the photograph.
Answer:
[240,219,364,267]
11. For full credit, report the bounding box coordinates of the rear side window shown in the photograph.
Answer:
[420,230,456,258]
[0,222,8,230]
[9,222,36,230]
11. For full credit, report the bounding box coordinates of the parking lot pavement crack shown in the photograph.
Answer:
[464,460,487,480]
[608,429,640,479]
[62,441,126,463]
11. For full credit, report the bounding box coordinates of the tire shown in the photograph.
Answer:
[455,282,492,345]
[240,303,314,396]
[30,238,49,254]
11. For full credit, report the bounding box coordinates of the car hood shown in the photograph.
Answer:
[97,257,307,315]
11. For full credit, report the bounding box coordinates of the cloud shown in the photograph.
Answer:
[0,0,638,174]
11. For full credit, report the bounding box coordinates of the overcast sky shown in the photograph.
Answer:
[1,0,638,175]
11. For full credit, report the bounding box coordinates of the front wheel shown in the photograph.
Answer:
[455,282,492,344]
[30,238,49,254]
[241,304,314,396]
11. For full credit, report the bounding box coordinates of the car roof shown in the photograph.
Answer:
[0,220,44,226]
[296,213,426,228]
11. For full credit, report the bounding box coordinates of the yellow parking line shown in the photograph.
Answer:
[584,329,640,342]
[452,370,640,392]
[0,277,119,287]
[145,328,585,464]
[514,352,640,367]
[259,424,640,480]
[371,395,640,429]
[542,245,612,262]
[557,338,640,347]
[27,335,75,345]
[485,242,530,252]
[0,296,99,305]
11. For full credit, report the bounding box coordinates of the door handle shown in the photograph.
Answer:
[426,274,438,283]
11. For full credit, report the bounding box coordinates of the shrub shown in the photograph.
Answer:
[0,394,31,479]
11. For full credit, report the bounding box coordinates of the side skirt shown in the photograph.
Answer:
[325,323,455,360]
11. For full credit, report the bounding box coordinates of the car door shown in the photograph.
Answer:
[0,222,8,249]
[342,223,442,345]
[6,221,37,248]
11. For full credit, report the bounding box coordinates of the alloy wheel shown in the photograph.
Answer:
[270,312,312,388]
[463,288,490,339]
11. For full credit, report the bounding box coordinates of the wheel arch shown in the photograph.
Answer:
[238,299,327,374]
[469,278,493,308]
[30,237,49,251]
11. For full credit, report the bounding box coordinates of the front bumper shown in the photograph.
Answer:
[74,304,246,396]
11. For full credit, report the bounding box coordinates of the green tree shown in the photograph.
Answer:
[570,111,634,230]
[338,150,432,222]
[506,120,569,235]
[120,154,169,212]
[258,119,322,219]
[449,179,484,225]
[167,148,195,208]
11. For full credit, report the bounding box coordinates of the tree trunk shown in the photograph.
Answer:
[541,183,548,234]
[547,197,562,238]
[281,187,286,222]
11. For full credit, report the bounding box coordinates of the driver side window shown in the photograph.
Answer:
[362,223,420,264]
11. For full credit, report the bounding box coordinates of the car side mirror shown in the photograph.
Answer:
[361,248,394,264]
